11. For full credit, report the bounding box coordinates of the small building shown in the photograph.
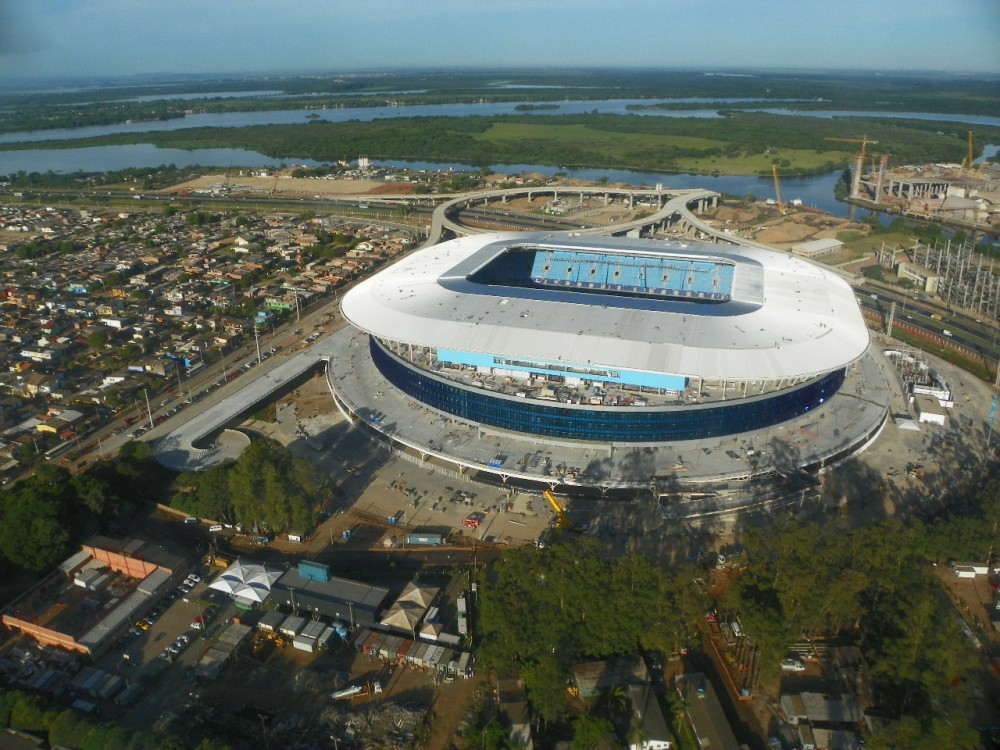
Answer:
[257,610,285,633]
[279,615,306,638]
[675,673,740,750]
[780,692,862,726]
[194,623,252,680]
[895,262,940,294]
[271,564,389,627]
[573,657,649,699]
[627,683,672,749]
[497,678,534,750]
[913,394,946,426]
[792,238,842,259]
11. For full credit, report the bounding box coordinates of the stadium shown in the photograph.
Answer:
[331,232,887,491]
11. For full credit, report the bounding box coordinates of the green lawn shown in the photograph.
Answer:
[835,228,916,254]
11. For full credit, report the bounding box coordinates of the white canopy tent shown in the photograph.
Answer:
[209,560,281,604]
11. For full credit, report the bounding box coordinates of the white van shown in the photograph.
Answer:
[208,524,224,533]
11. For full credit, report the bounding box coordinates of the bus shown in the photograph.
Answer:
[44,442,73,462]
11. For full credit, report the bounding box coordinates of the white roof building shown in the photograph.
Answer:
[342,233,868,385]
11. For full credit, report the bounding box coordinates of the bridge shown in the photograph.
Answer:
[154,185,723,472]
[153,342,338,471]
[423,185,720,245]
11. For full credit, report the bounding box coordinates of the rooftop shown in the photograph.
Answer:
[341,232,869,383]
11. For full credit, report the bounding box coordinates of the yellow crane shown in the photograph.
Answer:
[543,490,574,529]
[771,164,785,213]
[824,134,880,165]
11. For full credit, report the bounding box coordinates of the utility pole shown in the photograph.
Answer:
[985,388,999,468]
[143,388,154,429]
[294,291,301,323]
[253,322,262,364]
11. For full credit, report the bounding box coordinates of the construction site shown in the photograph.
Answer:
[837,132,1000,231]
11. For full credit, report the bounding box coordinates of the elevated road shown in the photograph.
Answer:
[153,337,340,471]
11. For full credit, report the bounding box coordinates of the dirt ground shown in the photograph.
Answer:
[162,172,415,198]
[700,203,871,251]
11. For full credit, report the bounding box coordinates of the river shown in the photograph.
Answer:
[1,97,996,221]
[3,99,998,146]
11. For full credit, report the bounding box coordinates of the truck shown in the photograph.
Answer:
[405,533,444,546]
[331,680,382,701]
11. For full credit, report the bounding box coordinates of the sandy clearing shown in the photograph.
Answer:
[162,173,415,197]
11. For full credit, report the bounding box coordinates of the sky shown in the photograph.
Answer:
[0,0,998,83]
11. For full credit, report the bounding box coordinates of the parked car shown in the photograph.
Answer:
[781,658,806,672]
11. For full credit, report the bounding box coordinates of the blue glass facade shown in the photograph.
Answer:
[370,338,846,443]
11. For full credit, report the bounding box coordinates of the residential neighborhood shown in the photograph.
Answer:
[0,202,418,479]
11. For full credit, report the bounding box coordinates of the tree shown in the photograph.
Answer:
[85,330,108,350]
[571,714,615,750]
[0,465,78,571]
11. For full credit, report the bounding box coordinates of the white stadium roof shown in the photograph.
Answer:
[341,233,869,382]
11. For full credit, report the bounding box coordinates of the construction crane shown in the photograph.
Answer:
[825,135,879,199]
[543,490,575,530]
[771,164,785,213]
[824,134,880,164]
[964,130,986,175]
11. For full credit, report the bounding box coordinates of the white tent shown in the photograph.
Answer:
[209,560,281,604]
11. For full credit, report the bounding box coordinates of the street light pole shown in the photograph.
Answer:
[253,323,262,364]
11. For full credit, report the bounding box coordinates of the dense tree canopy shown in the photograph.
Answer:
[478,538,705,721]
[479,476,1000,745]
[0,444,158,575]
[172,438,325,532]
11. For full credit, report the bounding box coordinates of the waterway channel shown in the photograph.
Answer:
[1,98,996,222]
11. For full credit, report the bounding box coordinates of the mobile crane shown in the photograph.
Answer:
[543,490,576,530]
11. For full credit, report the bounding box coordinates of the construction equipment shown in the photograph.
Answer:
[543,490,575,530]
[825,134,880,163]
[771,164,785,213]
[825,135,880,199]
[202,552,232,568]
[331,680,382,701]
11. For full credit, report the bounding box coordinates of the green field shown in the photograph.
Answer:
[475,121,848,175]
[476,122,723,151]
[0,110,975,178]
